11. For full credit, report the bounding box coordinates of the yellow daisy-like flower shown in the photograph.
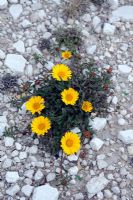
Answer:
[61,88,79,105]
[61,131,81,155]
[31,116,51,136]
[26,96,45,114]
[82,101,93,112]
[62,51,72,59]
[52,64,72,81]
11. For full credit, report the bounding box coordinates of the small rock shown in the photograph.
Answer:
[127,146,133,155]
[43,32,52,39]
[128,74,133,82]
[6,184,20,196]
[103,23,115,35]
[13,40,25,53]
[4,137,14,147]
[24,170,34,179]
[0,49,6,59]
[32,184,59,200]
[15,142,22,150]
[19,103,26,115]
[5,54,27,73]
[0,116,8,136]
[110,6,133,22]
[118,65,132,74]
[0,0,8,9]
[3,158,12,168]
[34,170,43,181]
[90,117,107,131]
[108,0,118,9]
[112,96,118,105]
[46,173,56,182]
[71,127,81,134]
[45,61,54,70]
[90,137,104,151]
[9,4,23,20]
[86,174,109,198]
[118,130,133,144]
[82,14,91,22]
[92,16,101,33]
[68,166,78,176]
[118,118,126,126]
[67,154,78,162]
[97,160,108,169]
[104,190,112,198]
[75,193,84,200]
[29,145,38,154]
[19,152,27,160]
[21,19,32,28]
[21,185,34,197]
[86,45,97,55]
[6,171,19,183]
[111,186,120,194]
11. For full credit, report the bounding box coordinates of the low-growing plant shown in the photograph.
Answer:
[0,73,18,92]
[53,27,82,53]
[20,53,112,156]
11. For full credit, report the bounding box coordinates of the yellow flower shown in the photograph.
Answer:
[61,131,80,155]
[82,101,93,112]
[62,51,72,59]
[61,88,79,105]
[52,64,72,81]
[31,116,51,136]
[26,96,45,114]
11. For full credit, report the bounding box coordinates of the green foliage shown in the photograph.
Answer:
[53,27,82,53]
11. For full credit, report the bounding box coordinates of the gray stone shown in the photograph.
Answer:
[90,117,107,131]
[19,152,27,160]
[6,171,19,183]
[86,45,97,55]
[86,174,109,198]
[3,158,12,168]
[90,138,104,151]
[6,184,20,196]
[92,16,101,33]
[9,4,23,20]
[108,0,118,9]
[68,166,78,176]
[21,185,34,197]
[0,116,8,136]
[103,23,115,35]
[127,146,133,155]
[43,32,52,39]
[110,6,133,22]
[34,170,43,181]
[5,54,27,73]
[118,65,132,74]
[82,14,91,22]
[0,49,6,59]
[67,154,78,162]
[118,130,133,144]
[32,184,59,200]
[0,0,8,9]
[21,19,32,28]
[46,173,56,182]
[97,160,108,169]
[13,40,25,53]
[4,137,14,147]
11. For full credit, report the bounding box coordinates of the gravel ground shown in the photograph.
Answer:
[0,0,133,199]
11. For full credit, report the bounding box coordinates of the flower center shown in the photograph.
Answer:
[58,71,65,78]
[66,139,73,147]
[33,103,40,110]
[38,123,45,130]
[66,94,73,101]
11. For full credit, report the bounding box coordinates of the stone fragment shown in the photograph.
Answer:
[32,184,59,200]
[34,170,43,181]
[110,6,133,22]
[90,117,107,131]
[0,0,8,9]
[68,166,78,176]
[118,118,126,126]
[86,174,109,198]
[92,16,101,33]
[21,185,34,197]
[82,14,91,22]
[108,0,118,9]
[86,45,97,55]
[4,137,14,147]
[19,152,27,160]
[3,158,12,168]
[0,116,8,136]
[5,54,26,73]
[8,0,18,3]
[90,138,104,151]
[118,130,133,144]
[97,160,108,169]
[118,65,132,74]
[21,19,32,28]
[9,4,23,20]
[13,40,25,53]
[6,184,20,196]
[103,23,115,35]
[127,146,133,155]
[45,61,54,70]
[6,172,19,183]
[0,49,6,59]
[43,32,52,39]
[112,96,118,105]
[46,173,56,182]
[67,154,78,162]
